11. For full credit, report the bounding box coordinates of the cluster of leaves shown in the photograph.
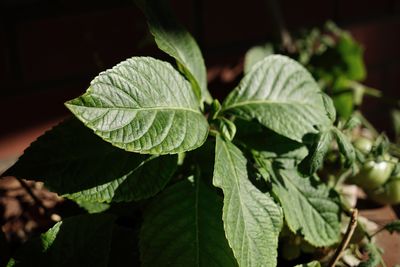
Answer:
[3,2,396,267]
[245,20,400,266]
[244,21,373,121]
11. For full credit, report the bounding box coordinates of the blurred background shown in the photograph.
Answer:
[0,0,400,161]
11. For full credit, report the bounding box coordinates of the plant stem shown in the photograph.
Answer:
[335,168,353,188]
[328,209,359,267]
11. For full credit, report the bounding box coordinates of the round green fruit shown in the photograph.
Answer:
[353,137,373,155]
[350,159,395,190]
[368,178,400,205]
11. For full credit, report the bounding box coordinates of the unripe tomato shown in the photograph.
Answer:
[353,137,373,154]
[349,159,395,190]
[368,177,400,205]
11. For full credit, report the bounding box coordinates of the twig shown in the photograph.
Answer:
[16,177,50,216]
[328,209,359,267]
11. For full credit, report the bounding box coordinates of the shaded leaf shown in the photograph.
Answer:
[140,176,237,267]
[235,119,308,168]
[5,119,177,203]
[301,131,333,174]
[66,57,209,154]
[8,214,139,267]
[383,220,400,234]
[332,127,355,167]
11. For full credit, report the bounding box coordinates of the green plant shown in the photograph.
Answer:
[2,2,398,267]
[244,14,400,265]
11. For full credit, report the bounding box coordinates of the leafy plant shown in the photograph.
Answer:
[3,1,387,267]
[246,17,400,266]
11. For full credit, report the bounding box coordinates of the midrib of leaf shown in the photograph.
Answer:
[67,104,202,114]
[223,99,324,111]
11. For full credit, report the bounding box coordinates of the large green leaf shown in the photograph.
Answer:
[244,43,274,74]
[222,55,331,142]
[213,136,283,267]
[139,0,212,104]
[271,169,341,246]
[7,214,139,267]
[4,119,177,203]
[140,176,237,267]
[65,57,209,154]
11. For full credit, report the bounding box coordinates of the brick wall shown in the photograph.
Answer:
[1,0,399,137]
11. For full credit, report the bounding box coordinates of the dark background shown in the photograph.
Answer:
[1,0,399,158]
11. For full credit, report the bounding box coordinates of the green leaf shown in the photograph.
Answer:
[5,119,177,203]
[332,127,355,167]
[139,0,212,104]
[359,243,382,267]
[332,90,354,120]
[271,169,341,246]
[336,33,366,81]
[383,220,400,234]
[244,43,274,74]
[301,131,333,174]
[213,136,283,267]
[65,57,209,154]
[216,117,237,141]
[235,119,308,169]
[321,93,336,122]
[140,176,237,267]
[222,55,331,142]
[73,199,110,214]
[8,214,139,267]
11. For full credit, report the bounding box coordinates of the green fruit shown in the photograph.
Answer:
[350,159,395,190]
[353,137,373,154]
[368,178,400,205]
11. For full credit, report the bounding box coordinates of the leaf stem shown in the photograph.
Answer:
[328,208,358,267]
